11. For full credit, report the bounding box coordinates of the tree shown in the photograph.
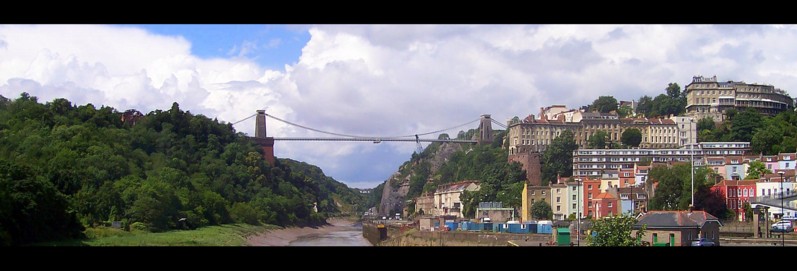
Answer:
[621,128,642,147]
[588,130,609,149]
[697,117,715,132]
[531,200,553,220]
[590,96,618,113]
[648,163,710,210]
[541,130,578,185]
[751,110,797,155]
[636,95,653,117]
[730,109,763,142]
[693,186,730,220]
[666,83,681,99]
[617,105,633,118]
[743,202,753,222]
[587,215,646,247]
[745,161,772,180]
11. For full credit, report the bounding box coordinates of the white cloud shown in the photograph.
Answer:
[2,24,797,188]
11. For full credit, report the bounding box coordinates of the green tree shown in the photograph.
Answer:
[666,83,681,98]
[743,202,753,222]
[617,105,634,118]
[590,96,618,113]
[698,129,715,143]
[587,215,646,247]
[730,109,763,142]
[648,163,710,211]
[751,110,797,155]
[635,95,653,117]
[531,200,553,220]
[745,161,772,180]
[588,130,609,149]
[541,130,578,185]
[697,117,715,132]
[621,128,642,147]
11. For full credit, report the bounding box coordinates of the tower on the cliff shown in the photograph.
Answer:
[477,114,493,145]
[254,110,276,165]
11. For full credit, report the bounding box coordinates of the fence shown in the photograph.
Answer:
[720,222,752,233]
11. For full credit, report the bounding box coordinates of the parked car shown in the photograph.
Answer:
[771,221,794,233]
[690,238,716,247]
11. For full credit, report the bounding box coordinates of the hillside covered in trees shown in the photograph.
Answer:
[0,93,363,245]
[375,129,526,218]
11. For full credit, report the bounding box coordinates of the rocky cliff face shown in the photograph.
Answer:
[377,142,465,216]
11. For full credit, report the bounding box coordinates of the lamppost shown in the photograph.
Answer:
[779,170,785,247]
[576,178,581,247]
[690,118,696,209]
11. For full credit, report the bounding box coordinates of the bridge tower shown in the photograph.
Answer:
[477,114,493,145]
[253,110,276,165]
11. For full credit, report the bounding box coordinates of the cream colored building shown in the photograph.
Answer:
[685,75,792,122]
[507,110,679,154]
[550,183,568,220]
[433,181,480,218]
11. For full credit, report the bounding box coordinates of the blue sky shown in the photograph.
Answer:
[135,24,310,70]
[2,25,797,190]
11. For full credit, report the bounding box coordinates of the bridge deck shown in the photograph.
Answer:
[272,137,478,143]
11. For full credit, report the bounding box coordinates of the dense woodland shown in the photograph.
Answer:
[394,130,526,218]
[0,93,363,245]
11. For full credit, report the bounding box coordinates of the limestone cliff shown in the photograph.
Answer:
[377,142,465,216]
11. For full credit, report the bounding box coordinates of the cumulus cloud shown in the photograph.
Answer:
[2,24,797,188]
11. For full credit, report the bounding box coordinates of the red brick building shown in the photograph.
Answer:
[619,168,635,188]
[712,180,757,221]
[591,192,619,219]
[582,178,602,218]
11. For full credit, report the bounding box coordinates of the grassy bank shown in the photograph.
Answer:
[38,224,279,246]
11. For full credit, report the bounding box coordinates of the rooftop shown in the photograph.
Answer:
[636,210,721,229]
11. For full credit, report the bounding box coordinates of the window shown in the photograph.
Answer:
[557,197,561,203]
[608,181,613,187]
[532,191,535,195]
[542,191,546,195]
[572,186,577,191]
[588,185,593,190]
[573,203,577,209]
[787,162,791,168]
[743,189,748,197]
[737,189,741,197]
[572,195,577,201]
[608,202,613,208]
[557,188,561,194]
[623,172,630,177]
[588,193,593,199]
[556,206,561,211]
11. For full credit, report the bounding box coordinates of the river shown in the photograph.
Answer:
[288,221,372,246]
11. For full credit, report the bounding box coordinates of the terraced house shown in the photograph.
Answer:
[685,75,792,122]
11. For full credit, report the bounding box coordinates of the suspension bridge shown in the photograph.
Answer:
[231,110,507,164]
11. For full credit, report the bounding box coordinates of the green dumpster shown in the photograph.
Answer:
[556,227,570,246]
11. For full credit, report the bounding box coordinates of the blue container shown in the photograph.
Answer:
[527,223,538,233]
[445,222,458,231]
[482,222,493,232]
[508,223,521,233]
[517,223,530,234]
[461,221,471,231]
[537,223,552,234]
[493,223,504,233]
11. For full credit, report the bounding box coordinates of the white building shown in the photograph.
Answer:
[433,181,480,218]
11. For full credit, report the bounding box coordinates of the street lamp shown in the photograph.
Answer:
[690,119,696,209]
[779,170,785,247]
[576,178,582,247]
